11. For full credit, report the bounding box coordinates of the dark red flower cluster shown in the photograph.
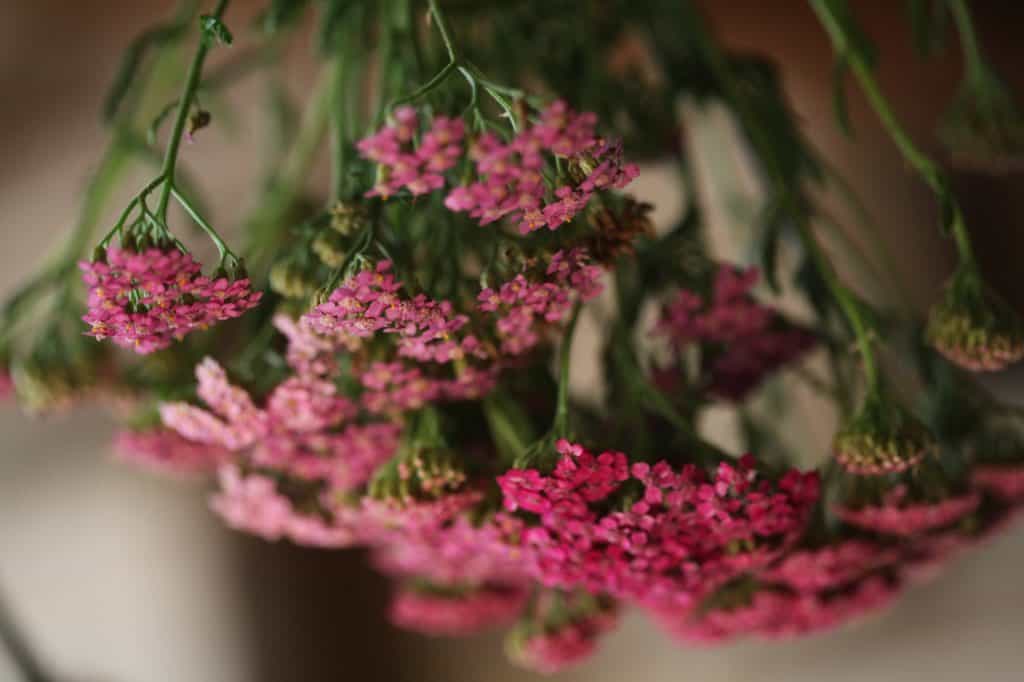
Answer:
[657,264,815,400]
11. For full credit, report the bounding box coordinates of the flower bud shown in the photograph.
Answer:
[927,265,1024,372]
[312,229,347,268]
[834,393,934,475]
[329,200,369,236]
[269,260,317,298]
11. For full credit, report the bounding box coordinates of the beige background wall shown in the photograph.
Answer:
[1,2,1022,680]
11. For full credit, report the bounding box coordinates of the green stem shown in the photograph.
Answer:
[155,0,231,220]
[427,0,458,62]
[946,0,987,81]
[329,50,350,201]
[801,221,879,392]
[809,0,975,267]
[171,186,230,260]
[552,301,583,438]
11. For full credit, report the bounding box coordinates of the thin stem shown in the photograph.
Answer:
[427,0,458,62]
[552,301,583,438]
[801,221,879,391]
[155,0,231,220]
[330,50,350,202]
[172,186,230,259]
[947,0,987,80]
[809,0,975,266]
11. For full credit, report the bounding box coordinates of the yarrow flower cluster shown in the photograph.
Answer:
[479,249,604,356]
[656,264,816,400]
[388,583,528,636]
[80,247,261,354]
[12,6,1024,672]
[358,108,465,198]
[355,100,638,234]
[114,427,227,476]
[498,441,820,607]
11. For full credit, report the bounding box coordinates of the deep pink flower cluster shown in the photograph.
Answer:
[445,101,638,233]
[657,265,815,400]
[479,249,605,356]
[114,427,227,476]
[358,107,465,198]
[972,464,1024,502]
[654,575,899,644]
[80,247,261,354]
[497,441,820,607]
[834,485,981,537]
[0,370,12,400]
[760,539,902,592]
[509,598,620,675]
[389,584,528,636]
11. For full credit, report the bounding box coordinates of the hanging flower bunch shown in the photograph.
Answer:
[3,0,1024,675]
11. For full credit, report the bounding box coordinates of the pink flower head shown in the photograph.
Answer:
[480,249,604,358]
[356,110,464,199]
[445,101,637,233]
[80,247,261,354]
[972,464,1024,503]
[114,427,227,476]
[389,583,527,636]
[834,485,981,537]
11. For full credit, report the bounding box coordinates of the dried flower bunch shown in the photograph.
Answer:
[3,0,1024,674]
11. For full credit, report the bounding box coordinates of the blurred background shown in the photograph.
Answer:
[1,1,1023,680]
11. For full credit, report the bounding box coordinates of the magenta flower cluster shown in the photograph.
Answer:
[499,441,821,608]
[657,264,815,400]
[80,247,261,354]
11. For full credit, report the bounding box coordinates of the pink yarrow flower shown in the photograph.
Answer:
[80,247,261,354]
[114,427,227,476]
[834,485,981,536]
[389,584,528,636]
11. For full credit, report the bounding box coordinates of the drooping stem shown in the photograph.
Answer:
[947,0,987,82]
[809,0,975,267]
[155,0,231,220]
[799,221,879,392]
[552,301,583,438]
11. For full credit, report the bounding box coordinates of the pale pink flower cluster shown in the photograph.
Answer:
[478,249,604,355]
[498,441,820,607]
[389,584,528,636]
[114,427,227,476]
[80,247,261,354]
[358,108,465,198]
[445,101,639,233]
[210,465,358,547]
[160,358,401,494]
[657,265,815,400]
